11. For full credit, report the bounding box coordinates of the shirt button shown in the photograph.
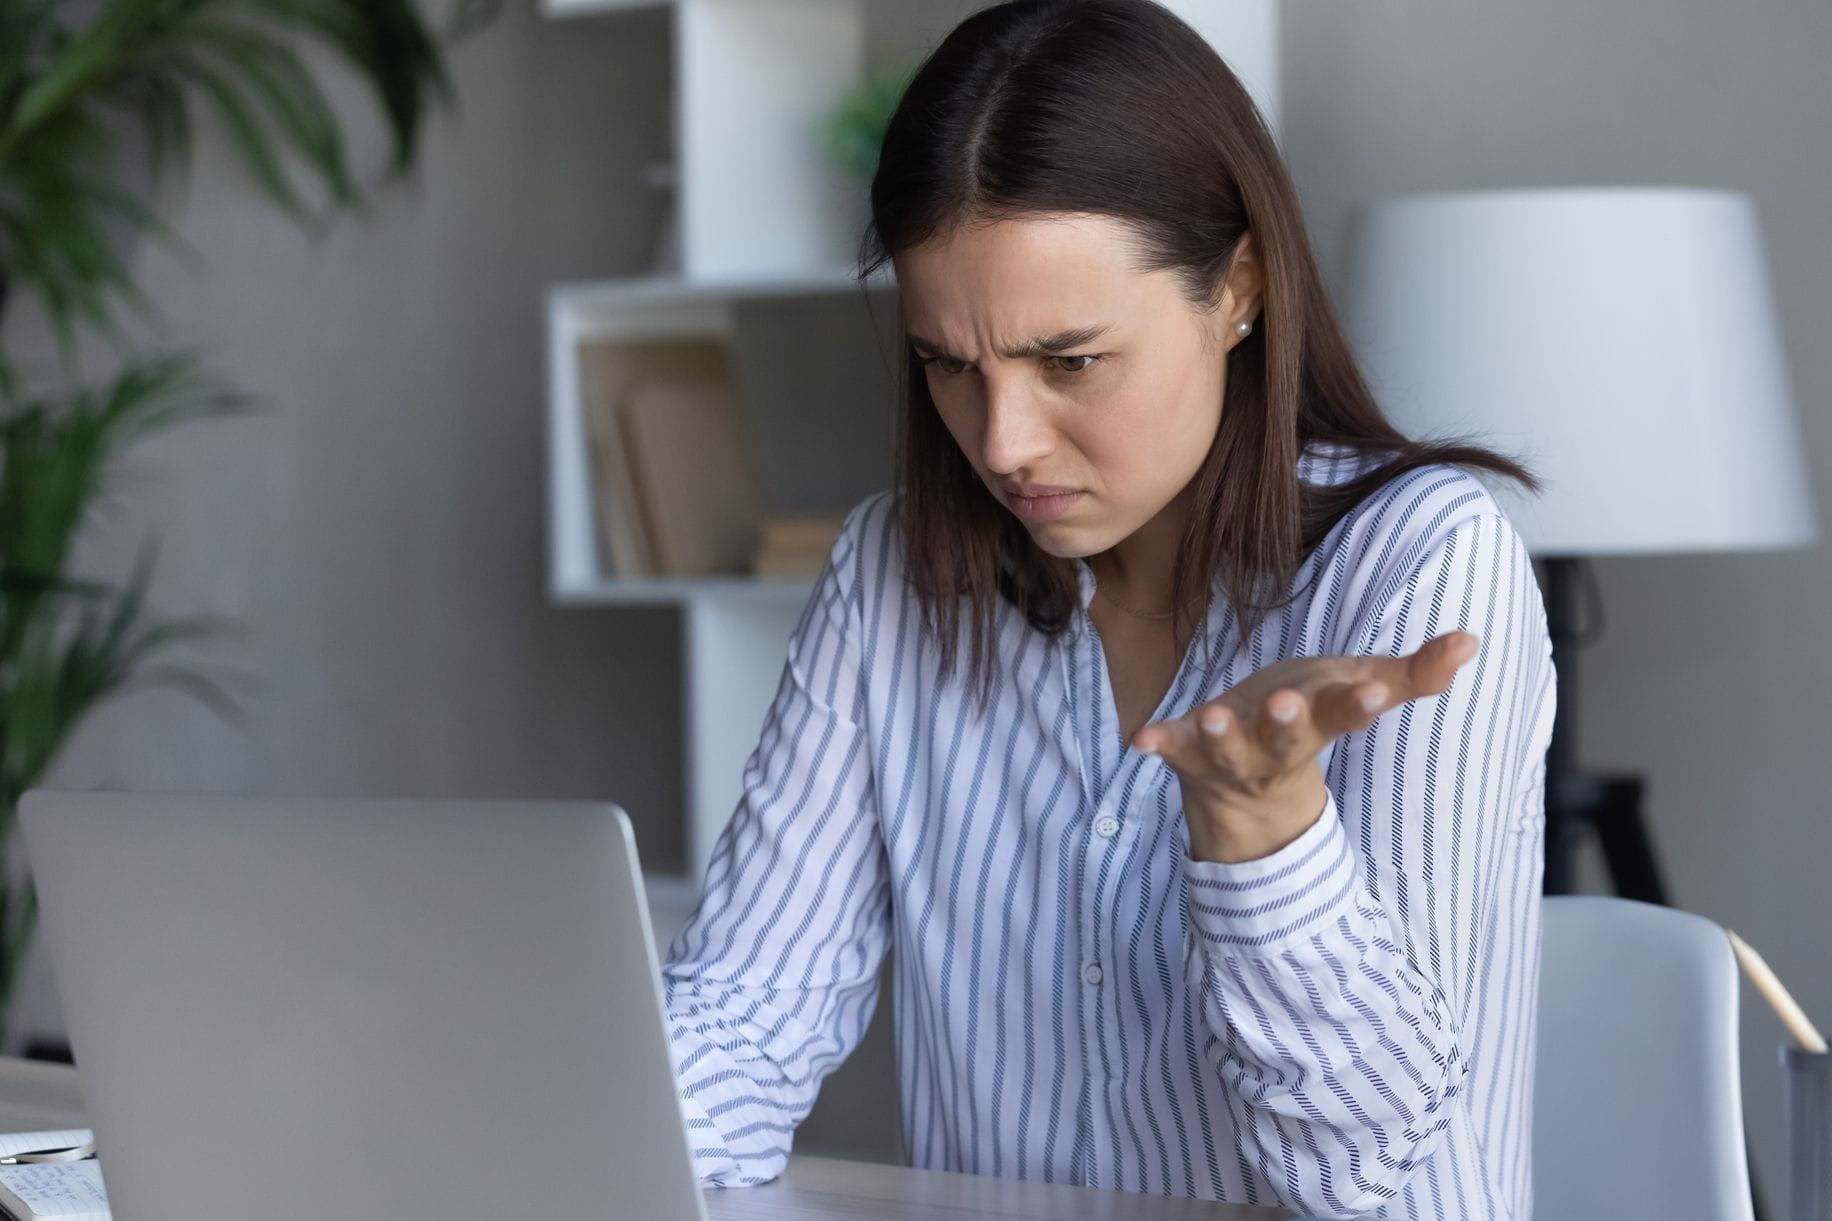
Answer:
[1081,962,1104,986]
[1093,815,1121,839]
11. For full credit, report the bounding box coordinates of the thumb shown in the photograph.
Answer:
[1409,631,1480,695]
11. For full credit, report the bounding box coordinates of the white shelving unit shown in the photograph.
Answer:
[543,0,887,896]
[543,0,1282,896]
[545,0,869,281]
[545,265,892,607]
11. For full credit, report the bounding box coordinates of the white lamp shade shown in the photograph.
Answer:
[1340,187,1817,557]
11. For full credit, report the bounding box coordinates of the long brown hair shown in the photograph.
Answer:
[858,0,1537,711]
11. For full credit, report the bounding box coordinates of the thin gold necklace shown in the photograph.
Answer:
[1094,583,1204,621]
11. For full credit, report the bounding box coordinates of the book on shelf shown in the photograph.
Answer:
[576,336,766,579]
[756,516,846,549]
[0,1129,106,1220]
[749,514,845,579]
[618,376,763,577]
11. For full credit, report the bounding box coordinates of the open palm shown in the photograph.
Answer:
[1134,631,1481,810]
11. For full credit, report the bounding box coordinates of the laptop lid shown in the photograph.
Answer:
[17,790,709,1221]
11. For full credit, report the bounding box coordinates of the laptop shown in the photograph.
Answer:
[17,790,711,1221]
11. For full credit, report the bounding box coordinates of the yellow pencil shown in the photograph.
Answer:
[1727,929,1828,1054]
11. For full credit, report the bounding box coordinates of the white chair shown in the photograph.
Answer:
[1535,895,1756,1221]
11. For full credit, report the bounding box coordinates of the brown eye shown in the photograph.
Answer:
[918,354,969,376]
[1052,354,1099,374]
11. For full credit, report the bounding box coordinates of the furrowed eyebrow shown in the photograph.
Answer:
[908,323,1114,363]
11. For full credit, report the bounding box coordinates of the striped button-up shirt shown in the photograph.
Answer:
[661,444,1556,1220]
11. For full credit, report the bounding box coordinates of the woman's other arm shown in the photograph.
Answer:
[660,505,892,1187]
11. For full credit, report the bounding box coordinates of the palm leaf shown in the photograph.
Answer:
[0,105,151,357]
[93,63,194,196]
[0,0,491,1039]
[0,540,252,809]
[0,0,469,342]
[222,0,452,175]
[0,350,249,666]
[185,17,357,207]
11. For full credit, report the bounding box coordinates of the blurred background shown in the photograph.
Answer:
[0,0,1825,1208]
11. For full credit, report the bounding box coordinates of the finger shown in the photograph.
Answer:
[1138,700,1238,770]
[1139,700,1253,778]
[1405,630,1480,695]
[1192,700,1254,775]
[1131,714,1180,758]
[1363,630,1481,699]
[1255,687,1310,766]
[1311,678,1390,738]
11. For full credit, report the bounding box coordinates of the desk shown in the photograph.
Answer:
[0,1057,1299,1220]
[705,1155,1300,1219]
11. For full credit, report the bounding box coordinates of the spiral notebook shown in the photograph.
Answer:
[0,1130,106,1221]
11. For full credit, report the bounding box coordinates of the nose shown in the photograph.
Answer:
[979,377,1055,478]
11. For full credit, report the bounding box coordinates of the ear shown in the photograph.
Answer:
[1220,229,1264,335]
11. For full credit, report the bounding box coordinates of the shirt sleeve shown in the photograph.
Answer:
[1178,510,1553,1218]
[658,504,893,1187]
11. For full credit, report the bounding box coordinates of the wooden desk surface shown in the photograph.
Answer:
[0,1057,1300,1220]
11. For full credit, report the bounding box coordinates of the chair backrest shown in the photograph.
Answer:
[1534,895,1755,1221]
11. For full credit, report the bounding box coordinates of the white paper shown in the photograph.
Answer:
[0,1160,108,1219]
[0,1132,92,1162]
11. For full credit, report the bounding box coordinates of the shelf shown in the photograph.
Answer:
[545,265,890,604]
[539,0,887,604]
[554,574,816,607]
[550,263,893,316]
[547,0,871,281]
[543,0,670,14]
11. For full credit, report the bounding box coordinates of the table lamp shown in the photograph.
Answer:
[1339,186,1817,899]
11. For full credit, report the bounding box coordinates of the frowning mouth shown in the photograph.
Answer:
[1005,489,1084,523]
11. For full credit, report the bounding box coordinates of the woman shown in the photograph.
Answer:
[660,2,1555,1218]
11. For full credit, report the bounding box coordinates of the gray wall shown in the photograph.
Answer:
[6,0,1828,1204]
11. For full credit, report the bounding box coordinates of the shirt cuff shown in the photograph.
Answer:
[1182,788,1360,952]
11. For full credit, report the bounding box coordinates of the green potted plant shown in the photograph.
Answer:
[0,0,494,1049]
[815,62,914,182]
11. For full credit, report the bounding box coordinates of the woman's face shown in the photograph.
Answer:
[895,211,1259,559]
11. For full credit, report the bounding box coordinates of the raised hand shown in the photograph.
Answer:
[1135,631,1481,863]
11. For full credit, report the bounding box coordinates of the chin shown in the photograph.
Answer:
[1024,529,1101,560]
